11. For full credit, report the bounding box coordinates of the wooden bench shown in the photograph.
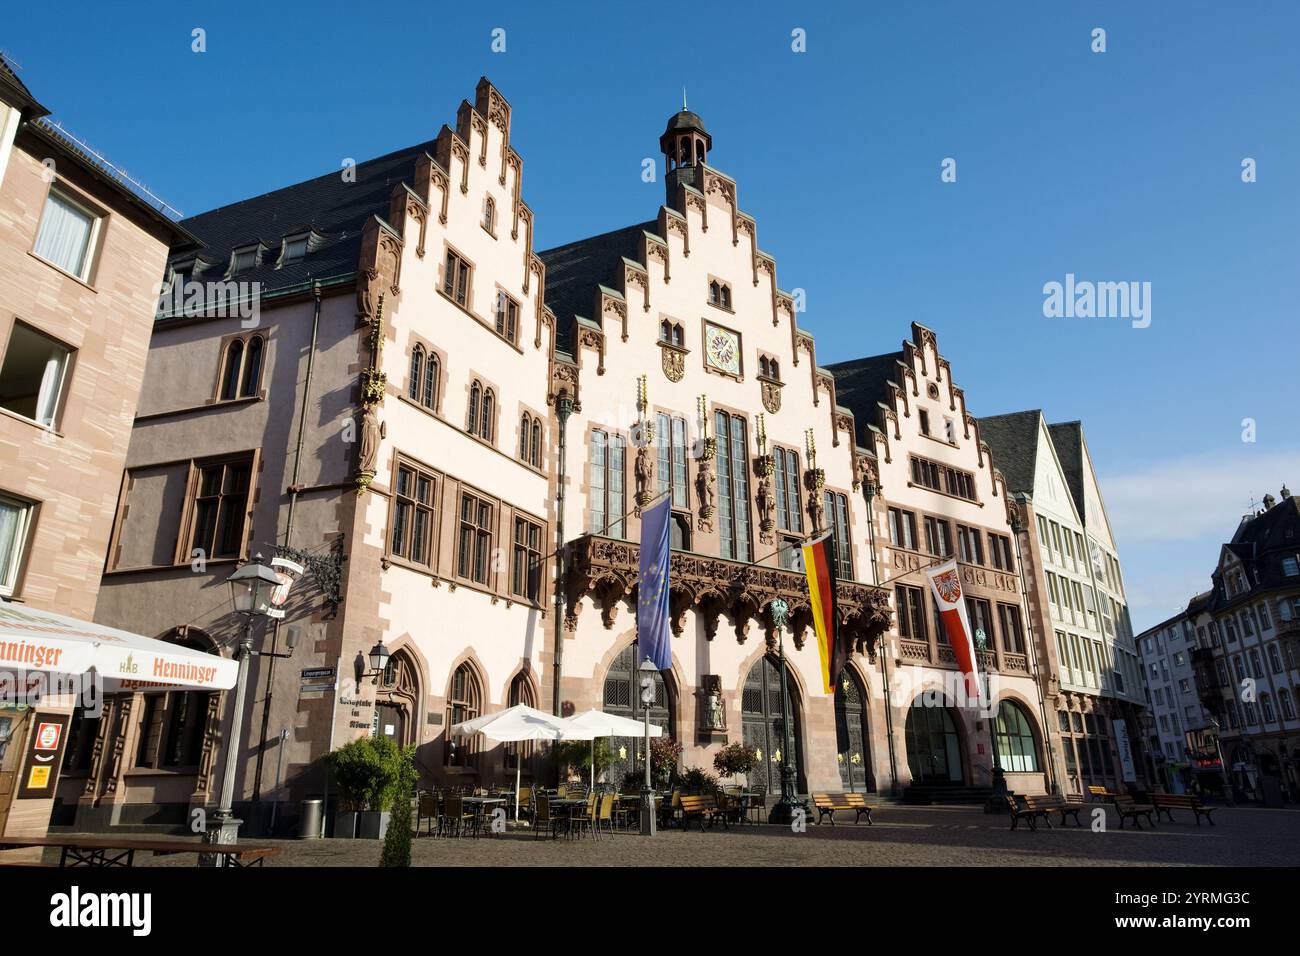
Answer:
[812,793,875,826]
[1111,795,1157,829]
[1086,785,1113,801]
[1022,793,1087,828]
[1151,793,1217,826]
[1005,794,1048,830]
[679,794,729,831]
[0,835,282,867]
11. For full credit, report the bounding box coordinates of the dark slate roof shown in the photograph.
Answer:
[164,139,436,312]
[1047,421,1086,519]
[664,110,708,135]
[826,352,904,446]
[977,410,1042,497]
[537,222,655,354]
[1186,589,1214,616]
[1210,496,1300,611]
[0,53,45,115]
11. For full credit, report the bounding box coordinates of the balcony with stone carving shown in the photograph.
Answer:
[563,534,893,657]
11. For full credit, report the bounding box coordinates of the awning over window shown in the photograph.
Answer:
[0,602,237,690]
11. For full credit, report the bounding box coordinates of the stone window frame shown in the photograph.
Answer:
[465,372,499,445]
[402,334,447,415]
[756,351,782,383]
[384,451,442,573]
[453,482,501,589]
[517,405,546,472]
[440,243,474,310]
[492,285,521,345]
[173,449,262,567]
[706,275,733,312]
[29,177,107,287]
[0,315,78,431]
[210,329,269,405]
[0,487,38,599]
[586,422,628,540]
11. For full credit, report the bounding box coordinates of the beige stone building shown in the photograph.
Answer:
[979,412,1150,797]
[56,76,1072,832]
[0,60,192,835]
[830,336,1053,800]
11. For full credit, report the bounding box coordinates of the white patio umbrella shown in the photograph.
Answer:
[558,709,663,788]
[451,703,566,819]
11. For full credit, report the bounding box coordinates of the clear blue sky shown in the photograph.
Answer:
[5,1,1297,630]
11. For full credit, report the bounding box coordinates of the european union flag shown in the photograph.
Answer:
[637,493,672,671]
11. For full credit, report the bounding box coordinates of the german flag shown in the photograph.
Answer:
[801,533,844,694]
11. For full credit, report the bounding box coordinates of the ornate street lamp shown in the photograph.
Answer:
[639,655,658,836]
[354,640,390,685]
[204,555,282,862]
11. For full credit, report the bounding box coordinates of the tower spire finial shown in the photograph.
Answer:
[682,86,687,111]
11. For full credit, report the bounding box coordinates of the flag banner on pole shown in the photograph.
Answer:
[801,532,843,694]
[925,558,982,704]
[637,493,672,670]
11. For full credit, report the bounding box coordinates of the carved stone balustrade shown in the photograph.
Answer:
[564,534,892,658]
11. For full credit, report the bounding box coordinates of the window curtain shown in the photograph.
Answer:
[34,191,93,277]
[34,351,67,426]
[0,499,26,590]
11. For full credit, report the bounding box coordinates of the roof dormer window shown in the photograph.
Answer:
[231,245,259,275]
[280,234,308,266]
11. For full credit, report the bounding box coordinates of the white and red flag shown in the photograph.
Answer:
[925,558,983,705]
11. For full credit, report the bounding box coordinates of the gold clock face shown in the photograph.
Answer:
[705,324,740,375]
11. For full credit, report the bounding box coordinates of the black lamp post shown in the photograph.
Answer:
[638,655,658,836]
[768,598,805,824]
[356,640,390,685]
[204,554,281,862]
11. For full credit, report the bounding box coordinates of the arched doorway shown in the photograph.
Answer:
[742,656,804,794]
[603,644,674,788]
[443,661,483,768]
[904,697,963,784]
[835,669,873,791]
[375,650,419,747]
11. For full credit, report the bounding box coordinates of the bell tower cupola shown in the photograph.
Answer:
[660,99,711,206]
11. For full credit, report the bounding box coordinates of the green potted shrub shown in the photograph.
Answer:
[327,736,414,839]
[678,765,720,794]
[554,738,615,785]
[713,742,757,788]
[380,779,415,866]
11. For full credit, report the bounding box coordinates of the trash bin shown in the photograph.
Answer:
[298,799,323,839]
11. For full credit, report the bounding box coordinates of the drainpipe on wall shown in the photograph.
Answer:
[552,391,573,716]
[251,282,323,806]
[1010,493,1061,795]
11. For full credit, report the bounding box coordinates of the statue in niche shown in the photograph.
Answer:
[702,675,726,731]
[358,406,385,479]
[634,444,653,507]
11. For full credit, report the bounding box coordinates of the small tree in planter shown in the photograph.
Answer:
[327,736,415,839]
[619,736,682,792]
[713,742,757,787]
[380,779,414,867]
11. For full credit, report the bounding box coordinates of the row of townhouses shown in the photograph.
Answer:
[1136,491,1300,804]
[0,62,1154,837]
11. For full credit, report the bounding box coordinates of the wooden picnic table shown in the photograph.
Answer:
[0,834,281,868]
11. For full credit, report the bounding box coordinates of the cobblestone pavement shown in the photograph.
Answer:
[120,804,1300,867]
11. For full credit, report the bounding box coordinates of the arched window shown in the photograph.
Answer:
[769,359,779,380]
[506,672,537,770]
[672,324,683,347]
[133,630,219,771]
[423,353,438,409]
[481,389,494,441]
[220,339,243,400]
[483,195,495,232]
[519,413,532,462]
[408,346,424,401]
[603,643,675,788]
[759,357,770,378]
[708,281,720,305]
[467,381,481,436]
[444,662,482,767]
[679,139,690,166]
[530,420,541,466]
[992,700,1040,773]
[720,285,731,309]
[240,336,263,397]
[1280,688,1296,721]
[696,138,705,163]
[660,320,671,342]
[1261,693,1276,723]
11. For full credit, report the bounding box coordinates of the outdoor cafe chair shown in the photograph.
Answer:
[417,792,439,837]
[533,793,560,839]
[597,793,616,837]
[568,793,598,840]
[442,794,478,838]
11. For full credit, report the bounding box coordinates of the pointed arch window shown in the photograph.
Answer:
[407,344,439,410]
[468,381,494,440]
[444,662,483,766]
[218,334,265,401]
